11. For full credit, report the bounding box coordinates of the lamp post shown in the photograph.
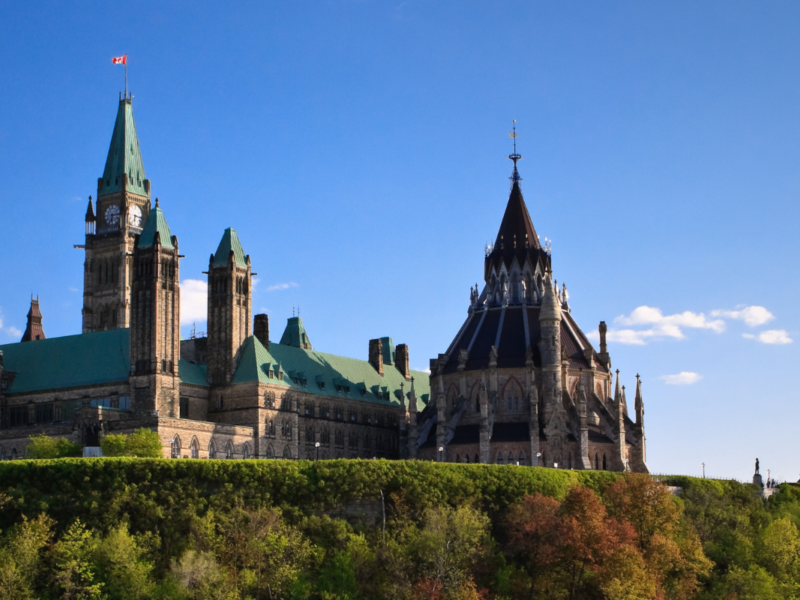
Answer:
[536,452,542,467]
[702,462,705,478]
[438,446,444,462]
[315,441,320,461]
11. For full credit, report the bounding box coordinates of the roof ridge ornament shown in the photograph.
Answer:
[508,120,522,183]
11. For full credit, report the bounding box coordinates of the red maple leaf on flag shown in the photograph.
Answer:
[112,55,127,65]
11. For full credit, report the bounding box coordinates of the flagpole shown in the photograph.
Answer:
[125,58,128,98]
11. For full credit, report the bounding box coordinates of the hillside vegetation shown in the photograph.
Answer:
[0,459,797,599]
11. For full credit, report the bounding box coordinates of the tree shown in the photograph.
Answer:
[92,524,155,600]
[759,517,800,597]
[506,492,561,598]
[100,434,128,457]
[171,550,235,600]
[123,428,164,458]
[26,434,82,459]
[605,474,711,599]
[0,514,53,600]
[50,519,103,600]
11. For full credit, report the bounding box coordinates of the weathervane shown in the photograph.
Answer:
[508,120,522,183]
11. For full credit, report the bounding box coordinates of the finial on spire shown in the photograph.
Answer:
[155,197,160,208]
[508,120,522,183]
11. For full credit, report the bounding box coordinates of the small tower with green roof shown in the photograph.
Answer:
[206,228,253,385]
[129,200,181,416]
[82,93,152,334]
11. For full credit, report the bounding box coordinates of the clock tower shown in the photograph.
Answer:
[82,93,151,333]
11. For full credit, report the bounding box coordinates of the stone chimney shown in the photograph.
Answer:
[396,344,410,380]
[369,338,384,376]
[597,321,610,368]
[254,314,269,349]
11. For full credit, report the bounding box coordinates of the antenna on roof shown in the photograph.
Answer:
[508,120,522,183]
[292,305,295,317]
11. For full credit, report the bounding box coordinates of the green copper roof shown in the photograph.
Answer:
[100,98,148,197]
[0,329,130,394]
[0,329,211,393]
[178,358,208,387]
[280,317,312,350]
[137,205,174,249]
[231,336,430,410]
[212,228,247,267]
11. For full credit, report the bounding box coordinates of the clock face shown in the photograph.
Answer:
[128,205,143,227]
[105,204,120,226]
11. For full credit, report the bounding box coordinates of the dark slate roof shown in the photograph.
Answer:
[212,228,247,267]
[490,422,530,442]
[588,428,614,444]
[99,98,147,197]
[231,336,430,410]
[441,305,606,375]
[0,329,131,394]
[484,181,551,276]
[450,424,480,445]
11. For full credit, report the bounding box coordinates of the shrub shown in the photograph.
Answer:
[100,435,128,458]
[25,435,82,459]
[124,429,163,458]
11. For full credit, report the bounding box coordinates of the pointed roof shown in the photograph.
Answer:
[99,97,148,197]
[280,317,312,350]
[484,180,550,275]
[137,203,174,249]
[496,181,540,250]
[212,228,247,267]
[85,198,95,222]
[21,297,46,342]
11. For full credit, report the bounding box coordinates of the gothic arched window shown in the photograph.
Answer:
[170,436,181,459]
[518,452,525,466]
[602,454,607,471]
[595,453,599,470]
[266,444,275,459]
[208,440,217,459]
[504,379,523,413]
[497,452,504,465]
[190,437,199,459]
[242,444,251,459]
[283,446,292,459]
[225,442,233,459]
[508,451,515,464]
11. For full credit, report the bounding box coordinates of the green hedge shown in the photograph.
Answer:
[0,459,749,539]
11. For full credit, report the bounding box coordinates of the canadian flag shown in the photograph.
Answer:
[112,55,127,65]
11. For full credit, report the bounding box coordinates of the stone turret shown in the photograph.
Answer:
[629,374,648,472]
[207,228,253,385]
[539,273,563,426]
[129,201,181,416]
[21,297,46,342]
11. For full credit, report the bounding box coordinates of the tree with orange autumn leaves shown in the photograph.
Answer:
[506,475,711,600]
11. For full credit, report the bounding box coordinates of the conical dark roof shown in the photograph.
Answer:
[495,181,540,250]
[484,181,549,275]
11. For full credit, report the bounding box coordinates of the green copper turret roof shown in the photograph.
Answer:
[280,317,312,350]
[212,228,247,267]
[137,204,174,249]
[100,97,148,197]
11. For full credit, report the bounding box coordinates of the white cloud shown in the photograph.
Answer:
[660,372,703,385]
[6,326,21,338]
[69,286,79,292]
[742,333,755,339]
[711,306,774,327]
[180,279,208,325]
[608,306,725,344]
[266,282,298,292]
[750,330,793,345]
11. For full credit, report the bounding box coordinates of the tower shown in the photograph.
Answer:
[82,93,151,333]
[129,201,181,416]
[20,297,46,342]
[206,228,252,386]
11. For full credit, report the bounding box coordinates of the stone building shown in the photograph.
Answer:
[0,94,429,460]
[0,94,646,472]
[412,156,648,472]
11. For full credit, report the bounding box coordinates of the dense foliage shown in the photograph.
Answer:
[0,459,797,599]
[99,429,163,458]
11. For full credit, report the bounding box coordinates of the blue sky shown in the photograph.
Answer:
[0,1,797,480]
